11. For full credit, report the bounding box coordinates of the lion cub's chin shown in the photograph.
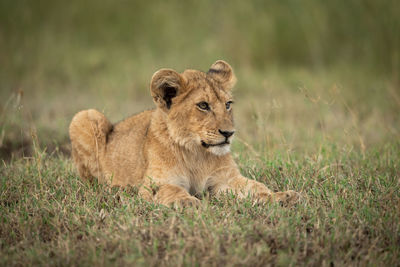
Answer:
[207,144,231,156]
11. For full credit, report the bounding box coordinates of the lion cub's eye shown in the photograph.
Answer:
[197,101,210,111]
[226,101,233,110]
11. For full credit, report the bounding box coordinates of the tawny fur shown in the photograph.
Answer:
[69,60,299,206]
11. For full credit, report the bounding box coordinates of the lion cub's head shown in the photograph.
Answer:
[150,60,237,156]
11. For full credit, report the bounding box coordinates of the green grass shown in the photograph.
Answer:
[1,144,399,265]
[1,0,400,265]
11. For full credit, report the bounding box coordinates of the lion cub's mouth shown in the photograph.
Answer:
[201,140,230,148]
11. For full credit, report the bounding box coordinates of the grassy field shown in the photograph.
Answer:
[1,0,400,265]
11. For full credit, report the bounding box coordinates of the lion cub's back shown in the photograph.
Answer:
[104,109,154,186]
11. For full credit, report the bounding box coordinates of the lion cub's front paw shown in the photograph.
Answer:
[273,190,301,207]
[174,196,201,208]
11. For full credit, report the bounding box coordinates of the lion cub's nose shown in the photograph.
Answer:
[219,130,235,138]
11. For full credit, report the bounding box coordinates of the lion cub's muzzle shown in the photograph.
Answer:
[201,129,235,148]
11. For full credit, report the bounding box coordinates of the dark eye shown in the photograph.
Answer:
[226,101,233,110]
[197,101,210,111]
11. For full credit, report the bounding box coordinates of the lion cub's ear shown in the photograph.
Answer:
[150,69,186,111]
[207,60,237,91]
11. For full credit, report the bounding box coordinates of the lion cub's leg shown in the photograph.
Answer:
[215,176,300,206]
[143,184,200,207]
[69,109,113,182]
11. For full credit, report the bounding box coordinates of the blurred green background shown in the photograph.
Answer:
[0,0,399,159]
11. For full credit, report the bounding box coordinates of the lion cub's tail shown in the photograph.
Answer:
[69,109,113,181]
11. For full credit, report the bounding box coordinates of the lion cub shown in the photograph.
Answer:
[69,60,299,206]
